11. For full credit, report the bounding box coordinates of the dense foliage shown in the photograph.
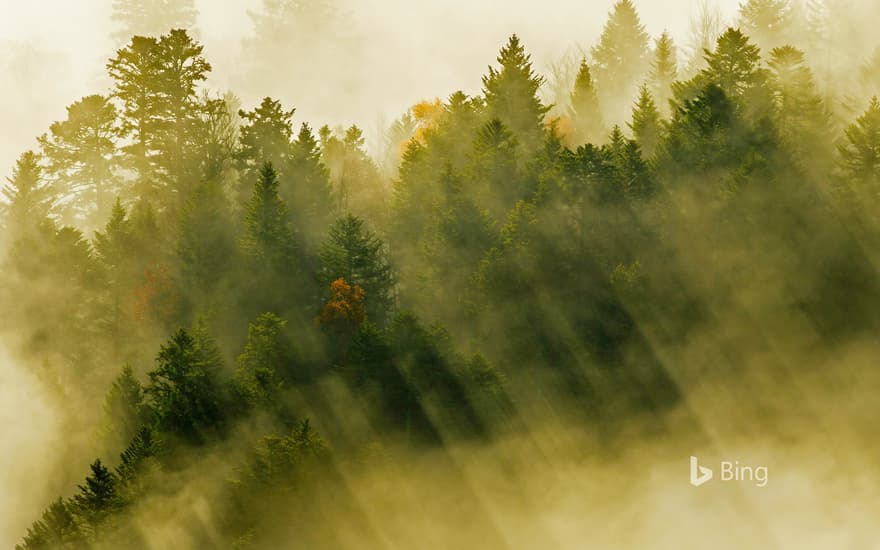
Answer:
[6,0,880,547]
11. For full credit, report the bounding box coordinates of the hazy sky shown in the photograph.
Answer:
[0,0,742,178]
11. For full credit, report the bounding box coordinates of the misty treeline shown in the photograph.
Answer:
[6,0,880,547]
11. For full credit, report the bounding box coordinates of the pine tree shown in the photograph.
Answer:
[837,97,880,198]
[286,122,334,244]
[107,30,211,203]
[649,31,678,115]
[738,0,793,51]
[242,162,297,272]
[17,498,86,550]
[177,177,237,302]
[72,459,122,527]
[146,327,225,442]
[320,215,394,324]
[591,0,651,124]
[237,97,294,203]
[100,365,146,451]
[38,94,119,228]
[568,58,605,145]
[628,84,663,158]
[234,312,293,410]
[319,125,385,222]
[768,45,832,172]
[2,150,54,234]
[482,35,549,153]
[111,0,198,43]
[116,426,162,489]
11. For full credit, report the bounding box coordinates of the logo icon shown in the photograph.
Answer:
[690,455,713,487]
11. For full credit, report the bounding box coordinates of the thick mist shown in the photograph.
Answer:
[4,0,880,548]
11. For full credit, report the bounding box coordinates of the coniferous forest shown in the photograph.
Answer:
[5,0,880,548]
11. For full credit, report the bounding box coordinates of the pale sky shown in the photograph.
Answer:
[0,0,743,177]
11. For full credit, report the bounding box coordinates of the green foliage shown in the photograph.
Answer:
[38,95,119,227]
[629,84,663,158]
[285,122,335,244]
[836,97,880,203]
[146,327,226,443]
[482,35,549,153]
[2,150,54,234]
[568,58,605,145]
[234,312,294,411]
[591,0,651,122]
[649,31,678,115]
[99,365,147,451]
[16,498,86,550]
[320,215,394,324]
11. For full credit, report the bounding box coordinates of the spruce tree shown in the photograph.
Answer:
[2,150,54,234]
[568,58,605,145]
[146,327,225,442]
[237,97,294,203]
[837,97,880,197]
[72,459,121,527]
[242,162,297,272]
[768,45,832,172]
[649,31,678,115]
[17,498,86,550]
[286,122,334,244]
[100,365,147,451]
[628,84,663,158]
[591,0,651,124]
[482,35,549,153]
[320,215,394,324]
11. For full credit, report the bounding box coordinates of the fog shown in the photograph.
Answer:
[0,0,743,177]
[4,0,880,548]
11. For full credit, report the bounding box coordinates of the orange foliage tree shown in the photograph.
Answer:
[317,278,367,331]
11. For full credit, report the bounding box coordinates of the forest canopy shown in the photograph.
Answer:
[4,0,880,548]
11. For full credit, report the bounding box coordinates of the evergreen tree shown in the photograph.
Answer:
[237,97,294,203]
[482,35,549,153]
[2,150,54,234]
[242,163,297,272]
[837,97,880,199]
[111,0,198,43]
[320,215,394,324]
[116,426,162,489]
[470,118,522,222]
[738,0,793,51]
[16,498,86,550]
[649,31,678,115]
[768,45,832,172]
[568,58,605,146]
[107,30,211,203]
[146,327,225,442]
[177,177,237,306]
[319,125,386,222]
[591,0,651,124]
[629,84,663,158]
[285,122,334,244]
[38,94,119,228]
[72,459,122,527]
[100,365,147,451]
[234,312,294,410]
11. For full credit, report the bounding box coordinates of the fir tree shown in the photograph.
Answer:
[286,122,334,244]
[837,97,880,198]
[100,365,147,451]
[72,459,122,527]
[241,162,297,272]
[628,84,663,158]
[16,498,86,550]
[2,150,54,234]
[568,58,605,145]
[482,34,549,153]
[237,97,294,203]
[591,0,651,123]
[320,215,394,324]
[649,31,678,115]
